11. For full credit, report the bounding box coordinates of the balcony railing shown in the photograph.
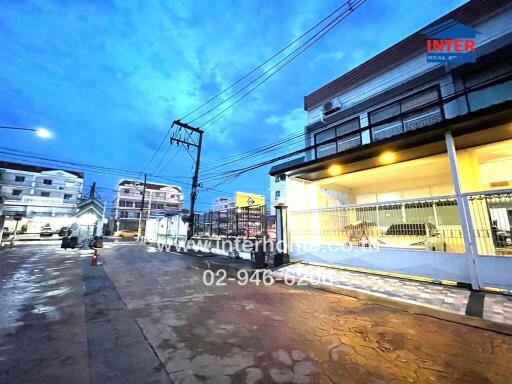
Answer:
[311,69,512,160]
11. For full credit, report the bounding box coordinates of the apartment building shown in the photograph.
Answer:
[0,161,84,232]
[213,197,236,211]
[269,0,512,291]
[113,179,183,231]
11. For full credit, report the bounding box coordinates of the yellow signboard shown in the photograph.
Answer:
[235,191,265,208]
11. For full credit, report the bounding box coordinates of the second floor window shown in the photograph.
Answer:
[41,191,50,197]
[119,200,133,207]
[370,86,442,141]
[64,194,72,200]
[43,179,53,185]
[314,118,361,158]
[275,190,281,199]
[12,189,22,196]
[15,176,25,182]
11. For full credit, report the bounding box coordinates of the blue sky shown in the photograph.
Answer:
[0,0,466,211]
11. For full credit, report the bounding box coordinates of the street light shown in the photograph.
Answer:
[0,125,53,139]
[35,127,52,139]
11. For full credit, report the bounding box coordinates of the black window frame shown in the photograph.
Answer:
[15,176,25,182]
[369,85,444,142]
[64,194,73,200]
[314,117,361,159]
[43,179,53,185]
[12,189,22,196]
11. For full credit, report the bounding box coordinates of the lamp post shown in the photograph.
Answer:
[0,125,53,139]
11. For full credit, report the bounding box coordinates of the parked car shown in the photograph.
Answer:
[40,224,54,237]
[375,223,446,252]
[2,227,11,238]
[494,229,512,248]
[114,230,138,238]
[58,227,71,237]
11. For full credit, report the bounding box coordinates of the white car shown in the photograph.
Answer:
[375,223,446,252]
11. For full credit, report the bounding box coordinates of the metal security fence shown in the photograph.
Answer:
[467,190,512,256]
[289,197,465,253]
[193,205,267,238]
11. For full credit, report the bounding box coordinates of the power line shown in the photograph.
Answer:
[179,0,354,123]
[142,126,172,172]
[198,68,512,189]
[145,1,358,180]
[197,26,508,173]
[189,0,366,126]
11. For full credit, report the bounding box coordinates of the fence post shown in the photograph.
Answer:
[445,131,481,290]
[275,204,289,265]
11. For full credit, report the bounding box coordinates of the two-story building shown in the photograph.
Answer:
[0,161,84,233]
[113,179,183,231]
[269,0,512,292]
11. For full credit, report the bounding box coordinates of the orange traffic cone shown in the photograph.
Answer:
[91,249,98,266]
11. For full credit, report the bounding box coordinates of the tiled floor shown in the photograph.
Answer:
[273,262,512,326]
[484,294,512,324]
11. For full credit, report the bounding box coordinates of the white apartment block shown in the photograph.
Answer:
[213,197,236,211]
[0,161,84,231]
[114,179,183,231]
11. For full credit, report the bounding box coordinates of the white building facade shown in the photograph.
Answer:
[0,161,84,233]
[269,0,512,292]
[114,179,183,231]
[213,197,236,211]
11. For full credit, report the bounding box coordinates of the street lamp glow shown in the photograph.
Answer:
[35,127,52,139]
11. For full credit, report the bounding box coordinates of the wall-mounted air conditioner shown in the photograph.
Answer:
[322,98,341,117]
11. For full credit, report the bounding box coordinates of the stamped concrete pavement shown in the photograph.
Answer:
[101,244,512,384]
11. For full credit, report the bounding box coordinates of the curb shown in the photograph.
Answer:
[277,276,512,336]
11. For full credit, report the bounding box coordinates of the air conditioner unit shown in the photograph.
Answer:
[322,98,341,116]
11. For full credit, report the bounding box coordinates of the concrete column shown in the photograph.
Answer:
[445,131,481,290]
[275,204,289,257]
[0,214,5,246]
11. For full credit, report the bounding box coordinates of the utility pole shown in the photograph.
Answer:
[170,120,204,240]
[136,173,147,241]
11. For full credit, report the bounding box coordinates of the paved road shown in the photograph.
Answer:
[1,244,511,383]
[0,244,169,384]
[102,245,512,384]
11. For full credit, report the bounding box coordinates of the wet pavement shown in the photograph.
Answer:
[0,245,89,383]
[103,245,512,384]
[1,244,512,383]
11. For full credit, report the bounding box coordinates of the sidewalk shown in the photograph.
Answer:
[272,262,512,330]
[165,248,512,333]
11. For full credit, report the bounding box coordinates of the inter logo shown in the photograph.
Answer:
[421,19,479,63]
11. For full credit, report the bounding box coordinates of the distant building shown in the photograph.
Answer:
[213,197,236,211]
[113,179,183,231]
[212,192,266,212]
[0,161,84,232]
